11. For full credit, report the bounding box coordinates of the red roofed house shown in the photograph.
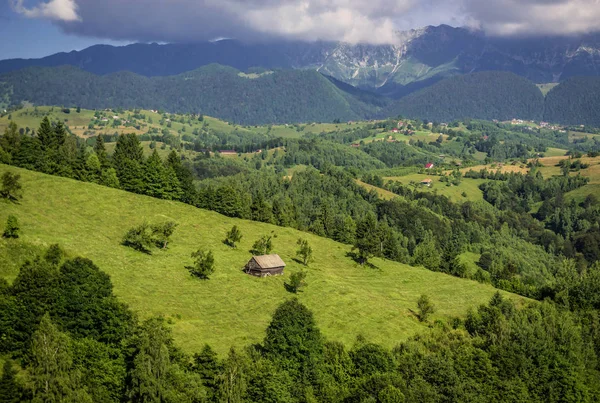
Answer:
[392,128,399,133]
[425,163,434,169]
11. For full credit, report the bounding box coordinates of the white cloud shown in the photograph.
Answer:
[464,0,600,36]
[9,0,600,43]
[11,0,80,21]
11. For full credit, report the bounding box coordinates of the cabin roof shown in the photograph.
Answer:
[252,254,286,269]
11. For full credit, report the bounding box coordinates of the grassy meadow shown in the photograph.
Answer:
[384,173,486,202]
[0,164,521,355]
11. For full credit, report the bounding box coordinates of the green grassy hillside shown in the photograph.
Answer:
[0,164,520,354]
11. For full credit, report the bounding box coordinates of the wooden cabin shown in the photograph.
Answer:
[245,254,286,277]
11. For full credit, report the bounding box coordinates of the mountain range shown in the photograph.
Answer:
[3,24,600,125]
[3,24,600,96]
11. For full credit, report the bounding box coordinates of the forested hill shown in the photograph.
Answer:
[0,64,387,125]
[386,71,546,122]
[544,76,600,126]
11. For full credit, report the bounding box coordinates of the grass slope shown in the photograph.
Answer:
[0,165,520,354]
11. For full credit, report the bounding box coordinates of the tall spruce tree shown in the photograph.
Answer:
[93,135,109,168]
[354,213,380,264]
[37,117,54,151]
[143,149,169,199]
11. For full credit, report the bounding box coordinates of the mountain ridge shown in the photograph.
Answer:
[3,24,600,96]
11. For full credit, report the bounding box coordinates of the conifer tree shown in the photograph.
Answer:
[37,117,54,151]
[144,149,168,198]
[353,213,379,265]
[93,135,109,168]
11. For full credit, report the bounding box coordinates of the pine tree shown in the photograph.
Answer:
[143,149,168,198]
[353,213,379,265]
[193,344,221,399]
[93,135,109,168]
[37,117,54,151]
[165,150,197,204]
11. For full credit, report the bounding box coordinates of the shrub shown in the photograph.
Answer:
[286,271,307,293]
[251,235,274,255]
[224,225,242,248]
[2,215,19,238]
[122,223,155,254]
[122,221,177,254]
[417,294,435,322]
[1,172,23,201]
[187,249,215,279]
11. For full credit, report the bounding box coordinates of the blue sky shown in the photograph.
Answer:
[0,3,127,59]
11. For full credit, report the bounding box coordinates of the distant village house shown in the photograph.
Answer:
[245,255,286,277]
[425,163,434,169]
[421,179,433,187]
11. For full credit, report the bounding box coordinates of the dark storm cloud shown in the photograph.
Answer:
[9,0,600,43]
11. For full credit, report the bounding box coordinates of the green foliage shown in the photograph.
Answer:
[29,314,92,402]
[2,215,19,239]
[1,65,386,125]
[296,238,313,266]
[224,225,243,248]
[544,76,600,126]
[251,234,274,255]
[186,249,215,280]
[354,213,379,264]
[387,71,545,122]
[0,171,22,201]
[416,294,435,322]
[121,223,155,254]
[0,360,23,403]
[127,317,205,402]
[122,221,177,253]
[286,271,307,294]
[263,298,323,373]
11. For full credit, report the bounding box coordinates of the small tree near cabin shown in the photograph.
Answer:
[286,271,307,294]
[251,235,274,255]
[187,249,215,279]
[1,172,23,201]
[417,294,435,322]
[296,238,313,266]
[224,225,243,248]
[3,215,20,239]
